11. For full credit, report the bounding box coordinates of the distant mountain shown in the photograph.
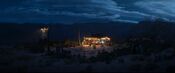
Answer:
[130,20,175,40]
[0,20,175,44]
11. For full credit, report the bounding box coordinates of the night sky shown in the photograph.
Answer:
[0,0,175,24]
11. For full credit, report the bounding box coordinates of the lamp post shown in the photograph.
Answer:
[40,27,49,52]
[40,27,49,40]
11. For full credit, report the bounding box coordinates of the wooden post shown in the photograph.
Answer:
[78,30,81,46]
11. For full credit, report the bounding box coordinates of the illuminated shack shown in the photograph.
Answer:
[82,34,111,48]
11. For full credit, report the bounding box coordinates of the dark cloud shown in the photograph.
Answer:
[0,0,174,23]
[135,0,175,20]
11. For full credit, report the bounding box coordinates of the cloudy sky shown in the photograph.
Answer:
[0,0,175,24]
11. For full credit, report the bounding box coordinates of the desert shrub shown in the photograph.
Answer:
[64,59,74,64]
[16,65,29,72]
[128,63,142,72]
[166,65,175,72]
[117,58,124,63]
[81,65,93,72]
[131,55,145,62]
[88,57,97,63]
[143,62,159,71]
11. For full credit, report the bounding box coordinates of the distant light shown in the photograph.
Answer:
[82,36,111,48]
[101,37,110,41]
[40,27,48,33]
[101,41,105,44]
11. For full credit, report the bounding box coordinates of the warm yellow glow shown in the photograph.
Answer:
[82,36,111,48]
[101,37,111,41]
[82,45,90,47]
